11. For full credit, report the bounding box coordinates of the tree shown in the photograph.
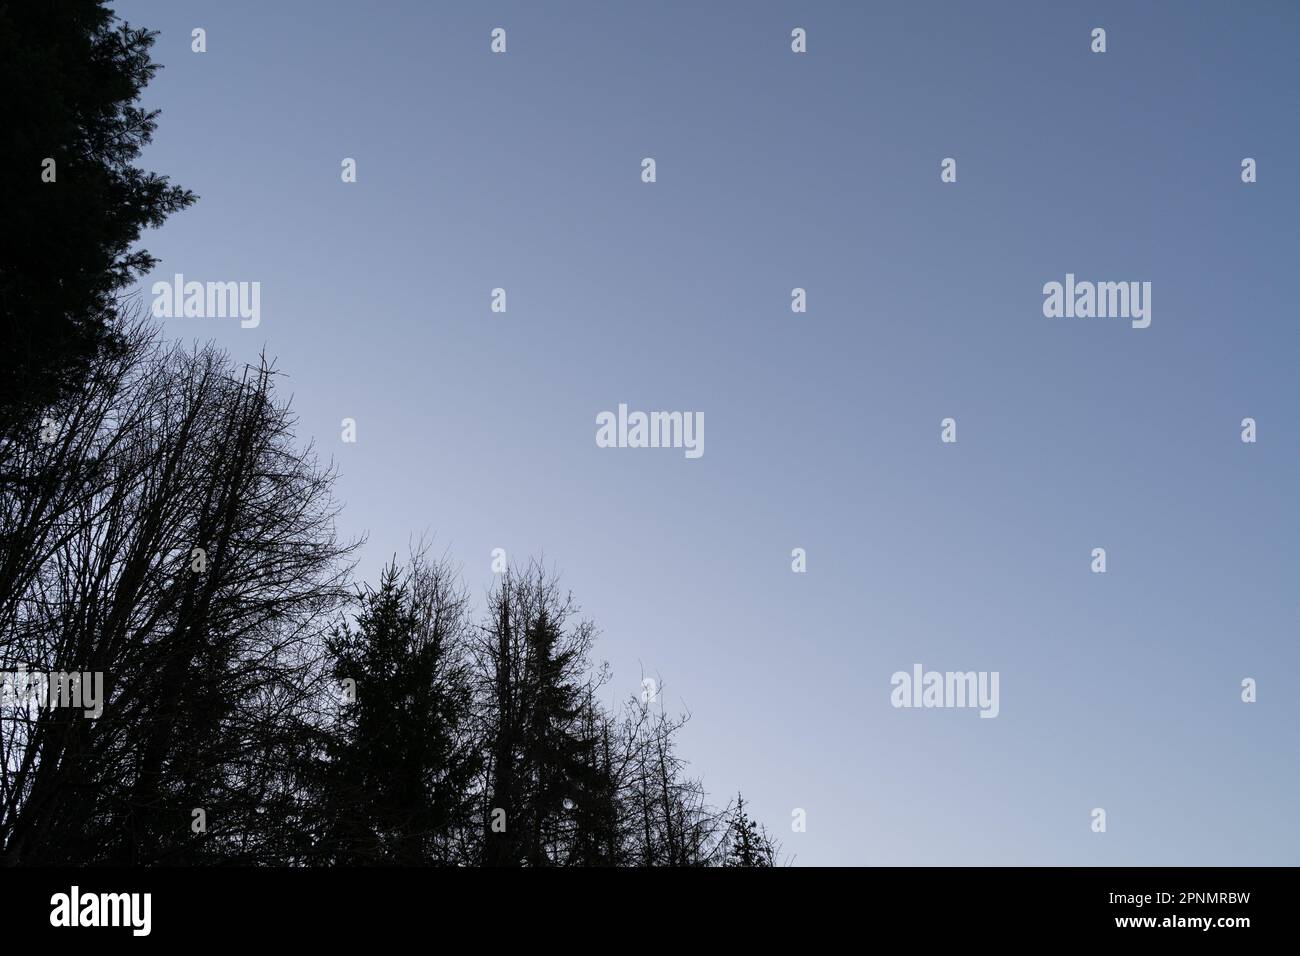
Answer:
[565,689,623,865]
[723,793,777,868]
[315,555,480,865]
[475,564,599,866]
[0,315,354,865]
[0,0,195,432]
[617,697,728,867]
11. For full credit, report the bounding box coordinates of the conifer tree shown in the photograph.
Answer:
[319,556,479,865]
[724,793,777,868]
[0,0,195,430]
[477,564,596,866]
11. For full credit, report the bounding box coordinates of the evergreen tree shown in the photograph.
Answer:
[724,793,777,868]
[0,0,195,431]
[566,691,623,865]
[319,557,480,865]
[477,565,597,866]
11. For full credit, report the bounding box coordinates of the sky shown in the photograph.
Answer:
[115,0,1299,865]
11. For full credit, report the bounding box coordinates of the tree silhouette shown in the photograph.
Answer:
[0,0,195,432]
[723,792,777,867]
[0,316,354,864]
[316,556,480,865]
[476,565,597,866]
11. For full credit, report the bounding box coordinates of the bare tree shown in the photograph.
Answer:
[0,316,355,865]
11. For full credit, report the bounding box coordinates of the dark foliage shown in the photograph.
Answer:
[0,0,195,431]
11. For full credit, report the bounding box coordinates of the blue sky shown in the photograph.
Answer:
[117,0,1299,865]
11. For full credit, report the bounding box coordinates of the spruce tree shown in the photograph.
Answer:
[725,793,777,867]
[321,558,479,864]
[0,1,195,430]
[479,565,597,865]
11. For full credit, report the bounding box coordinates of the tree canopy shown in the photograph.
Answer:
[0,0,195,432]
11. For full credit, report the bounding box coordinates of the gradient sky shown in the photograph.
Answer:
[115,0,1299,865]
